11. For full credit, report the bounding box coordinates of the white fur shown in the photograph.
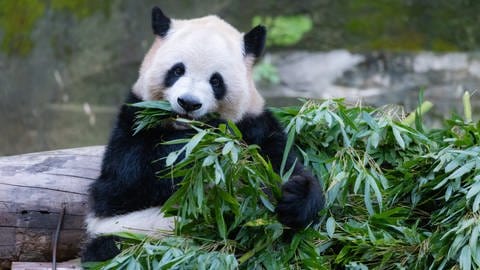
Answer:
[86,207,174,237]
[165,76,218,119]
[133,15,265,122]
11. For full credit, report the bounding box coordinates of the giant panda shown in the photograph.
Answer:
[82,6,325,262]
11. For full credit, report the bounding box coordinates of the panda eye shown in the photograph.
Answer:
[210,74,223,87]
[210,77,220,87]
[210,72,226,100]
[164,62,185,87]
[173,65,185,76]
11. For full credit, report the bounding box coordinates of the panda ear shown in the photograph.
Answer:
[152,6,170,37]
[243,25,267,58]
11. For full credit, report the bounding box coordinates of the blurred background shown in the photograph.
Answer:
[1,0,479,155]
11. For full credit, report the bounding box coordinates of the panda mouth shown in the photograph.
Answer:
[170,113,198,130]
[177,113,194,120]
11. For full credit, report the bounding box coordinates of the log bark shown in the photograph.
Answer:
[0,146,104,269]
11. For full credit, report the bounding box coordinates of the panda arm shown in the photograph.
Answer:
[237,110,325,229]
[89,95,177,217]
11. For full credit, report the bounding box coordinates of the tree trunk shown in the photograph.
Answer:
[0,146,103,269]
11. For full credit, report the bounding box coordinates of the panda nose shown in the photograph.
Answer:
[177,96,202,112]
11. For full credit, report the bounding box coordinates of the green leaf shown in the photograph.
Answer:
[364,181,374,215]
[185,130,207,158]
[202,154,217,167]
[392,126,405,149]
[326,217,335,238]
[166,152,179,166]
[473,193,480,212]
[217,189,240,216]
[230,146,239,163]
[213,193,227,241]
[459,245,472,270]
[467,182,480,199]
[367,224,377,243]
[280,129,296,177]
[367,174,383,210]
[260,194,275,212]
[214,159,225,184]
[354,171,364,194]
[222,141,234,156]
[131,100,172,111]
[369,132,380,149]
[469,225,479,257]
[227,120,243,139]
[447,161,475,180]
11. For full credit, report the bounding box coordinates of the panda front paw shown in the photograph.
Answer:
[275,173,324,229]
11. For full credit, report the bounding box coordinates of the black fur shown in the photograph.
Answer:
[152,7,170,37]
[89,93,188,217]
[164,62,185,88]
[243,25,267,58]
[81,236,120,263]
[210,72,226,100]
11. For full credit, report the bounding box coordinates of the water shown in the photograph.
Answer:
[1,0,479,155]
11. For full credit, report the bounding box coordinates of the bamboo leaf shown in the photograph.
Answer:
[131,100,172,111]
[326,217,336,238]
[364,181,374,215]
[222,141,234,156]
[392,126,405,149]
[227,120,243,139]
[469,225,479,258]
[215,195,227,240]
[447,161,475,180]
[280,128,296,177]
[367,174,383,210]
[473,193,480,212]
[467,182,480,199]
[459,245,472,270]
[166,152,179,167]
[230,146,239,163]
[369,132,380,149]
[260,195,275,212]
[185,130,207,158]
[354,171,364,194]
[202,155,217,167]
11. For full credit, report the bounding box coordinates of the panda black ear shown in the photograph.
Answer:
[244,25,267,58]
[152,6,170,37]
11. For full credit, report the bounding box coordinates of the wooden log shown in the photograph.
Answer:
[0,146,104,269]
[11,261,80,270]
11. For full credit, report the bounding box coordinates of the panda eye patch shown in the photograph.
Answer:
[210,72,226,100]
[164,62,185,87]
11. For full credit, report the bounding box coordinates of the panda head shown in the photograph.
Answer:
[133,7,267,122]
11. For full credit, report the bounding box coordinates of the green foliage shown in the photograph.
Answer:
[251,15,312,86]
[87,95,480,269]
[252,56,280,85]
[0,0,45,56]
[130,101,174,135]
[0,0,109,56]
[50,0,110,19]
[252,15,312,47]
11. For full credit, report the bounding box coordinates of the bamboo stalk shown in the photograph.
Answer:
[401,101,433,126]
